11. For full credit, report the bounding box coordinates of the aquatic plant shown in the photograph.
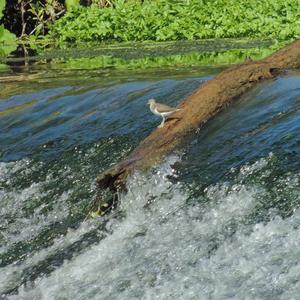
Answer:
[47,0,300,45]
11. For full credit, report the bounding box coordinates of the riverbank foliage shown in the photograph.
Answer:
[48,0,300,46]
[0,0,16,58]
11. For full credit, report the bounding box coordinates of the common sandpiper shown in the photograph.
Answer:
[147,98,180,128]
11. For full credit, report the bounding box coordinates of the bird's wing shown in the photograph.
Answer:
[155,102,177,113]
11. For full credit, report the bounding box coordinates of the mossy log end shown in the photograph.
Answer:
[93,40,300,213]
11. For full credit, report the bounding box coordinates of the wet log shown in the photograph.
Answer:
[92,40,300,215]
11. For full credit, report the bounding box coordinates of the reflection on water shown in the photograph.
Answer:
[0,54,299,298]
[0,72,205,161]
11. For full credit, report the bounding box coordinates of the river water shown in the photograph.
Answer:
[0,48,300,299]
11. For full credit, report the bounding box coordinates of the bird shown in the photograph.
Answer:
[147,98,180,128]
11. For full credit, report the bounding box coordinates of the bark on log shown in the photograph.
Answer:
[92,40,300,215]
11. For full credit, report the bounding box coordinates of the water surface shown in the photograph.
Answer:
[0,50,299,299]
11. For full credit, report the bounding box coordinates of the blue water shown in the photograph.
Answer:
[0,64,299,299]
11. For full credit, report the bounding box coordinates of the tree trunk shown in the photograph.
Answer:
[91,40,300,215]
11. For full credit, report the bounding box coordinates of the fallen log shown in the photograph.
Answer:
[91,40,300,215]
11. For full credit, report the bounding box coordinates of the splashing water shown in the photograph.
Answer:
[4,154,300,300]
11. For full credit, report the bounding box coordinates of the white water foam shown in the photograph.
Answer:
[4,155,300,300]
[0,158,104,294]
[0,159,70,249]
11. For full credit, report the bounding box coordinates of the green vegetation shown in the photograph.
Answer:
[0,0,17,58]
[0,0,298,62]
[65,0,80,10]
[48,0,300,46]
[26,0,65,36]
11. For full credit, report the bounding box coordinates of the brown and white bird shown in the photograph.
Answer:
[147,98,180,128]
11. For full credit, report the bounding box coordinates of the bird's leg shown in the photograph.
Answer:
[158,116,165,128]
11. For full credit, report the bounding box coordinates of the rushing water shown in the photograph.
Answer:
[0,56,300,299]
